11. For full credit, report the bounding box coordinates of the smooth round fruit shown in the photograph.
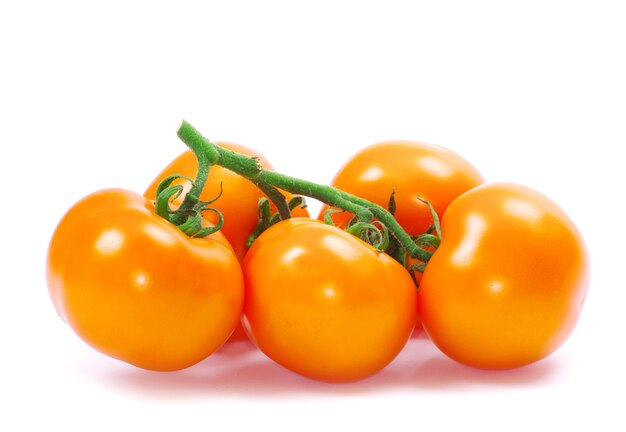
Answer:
[47,189,244,371]
[319,140,484,235]
[418,183,590,369]
[145,142,308,262]
[145,142,308,343]
[242,218,417,382]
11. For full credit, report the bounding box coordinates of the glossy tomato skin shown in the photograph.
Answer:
[145,143,308,344]
[46,189,244,371]
[418,183,589,369]
[318,140,484,236]
[242,218,417,382]
[145,142,308,263]
[318,141,483,335]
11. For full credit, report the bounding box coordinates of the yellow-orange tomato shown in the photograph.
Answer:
[145,142,308,262]
[242,218,417,382]
[318,140,483,334]
[418,183,590,369]
[318,140,484,236]
[145,143,308,343]
[46,189,244,371]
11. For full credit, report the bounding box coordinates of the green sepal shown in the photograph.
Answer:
[177,213,204,237]
[155,173,194,200]
[413,233,441,249]
[288,195,307,212]
[417,195,442,239]
[409,262,427,273]
[246,198,272,248]
[155,184,184,220]
[387,188,397,216]
[323,208,344,225]
[193,207,224,238]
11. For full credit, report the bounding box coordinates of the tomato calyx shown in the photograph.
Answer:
[154,173,225,237]
[152,124,226,238]
[345,220,390,252]
[321,190,441,280]
[387,188,397,216]
[322,202,436,274]
[246,195,308,247]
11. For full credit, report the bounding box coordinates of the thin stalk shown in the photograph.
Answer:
[177,120,432,262]
[249,178,292,220]
[171,123,220,225]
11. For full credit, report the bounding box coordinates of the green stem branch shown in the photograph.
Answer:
[171,124,220,225]
[176,120,432,263]
[249,178,292,220]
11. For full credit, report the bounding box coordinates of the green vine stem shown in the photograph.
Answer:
[175,120,433,263]
[249,178,292,220]
[152,123,224,237]
[173,124,220,218]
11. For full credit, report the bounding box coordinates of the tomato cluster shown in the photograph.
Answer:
[143,142,308,341]
[47,132,589,382]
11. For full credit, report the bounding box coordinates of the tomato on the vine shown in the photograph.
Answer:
[145,142,309,343]
[418,183,590,369]
[242,218,417,382]
[46,189,244,371]
[145,142,308,263]
[318,140,484,236]
[318,140,484,331]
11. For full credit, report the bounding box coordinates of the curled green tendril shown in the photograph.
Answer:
[346,221,390,252]
[323,208,345,225]
[155,184,184,220]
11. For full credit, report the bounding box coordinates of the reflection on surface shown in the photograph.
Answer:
[358,165,384,182]
[321,285,338,301]
[488,280,504,295]
[86,333,560,397]
[95,228,125,255]
[451,213,487,266]
[131,270,150,292]
[504,197,542,222]
[417,156,453,178]
[321,234,363,261]
[281,246,306,265]
[143,222,177,247]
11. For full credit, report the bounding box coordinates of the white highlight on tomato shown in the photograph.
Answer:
[451,213,487,266]
[95,228,125,255]
[281,246,307,265]
[321,234,364,261]
[358,165,384,182]
[132,270,150,292]
[417,156,453,178]
[143,222,177,247]
[504,197,543,223]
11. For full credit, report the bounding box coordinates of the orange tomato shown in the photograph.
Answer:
[145,142,308,262]
[145,142,308,343]
[318,140,483,333]
[46,189,244,371]
[242,218,417,382]
[318,140,484,236]
[418,183,590,369]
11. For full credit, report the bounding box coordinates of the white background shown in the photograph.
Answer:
[1,1,625,430]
